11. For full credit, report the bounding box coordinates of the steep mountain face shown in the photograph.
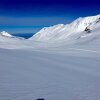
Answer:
[30,14,100,42]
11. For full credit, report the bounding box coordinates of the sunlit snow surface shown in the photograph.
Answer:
[0,15,100,100]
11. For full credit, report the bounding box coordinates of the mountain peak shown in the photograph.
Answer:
[0,31,12,37]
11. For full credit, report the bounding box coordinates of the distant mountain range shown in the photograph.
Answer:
[0,14,100,49]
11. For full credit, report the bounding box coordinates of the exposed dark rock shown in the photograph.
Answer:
[85,27,91,33]
[96,17,100,23]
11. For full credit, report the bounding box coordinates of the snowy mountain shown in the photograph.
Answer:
[0,31,26,49]
[0,31,13,37]
[0,14,100,49]
[30,14,100,42]
[1,14,100,100]
[0,31,25,40]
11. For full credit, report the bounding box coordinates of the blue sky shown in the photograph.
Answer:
[0,0,100,34]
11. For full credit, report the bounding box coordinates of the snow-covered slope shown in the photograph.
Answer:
[0,31,27,49]
[1,14,100,100]
[0,14,100,49]
[1,45,100,100]
[0,31,26,41]
[0,31,13,37]
[30,14,100,42]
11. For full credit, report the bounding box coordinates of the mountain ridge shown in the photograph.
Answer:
[30,14,100,42]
